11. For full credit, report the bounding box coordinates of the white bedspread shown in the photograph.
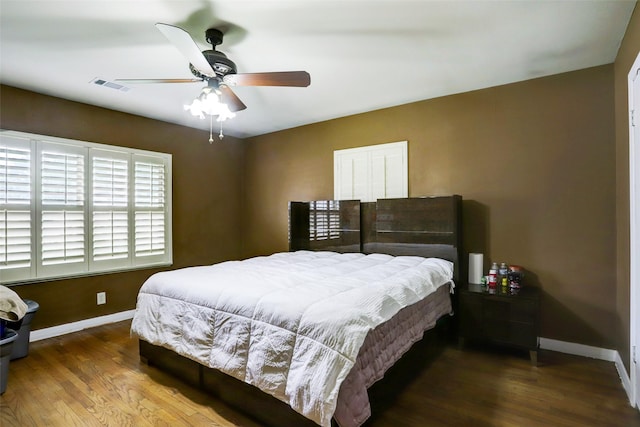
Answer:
[131,251,453,427]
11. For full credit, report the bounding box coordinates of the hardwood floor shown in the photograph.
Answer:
[1,320,639,427]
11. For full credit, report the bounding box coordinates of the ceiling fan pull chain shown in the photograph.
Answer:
[219,121,225,140]
[209,114,214,144]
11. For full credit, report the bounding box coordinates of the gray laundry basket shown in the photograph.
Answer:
[5,299,39,360]
[0,328,18,394]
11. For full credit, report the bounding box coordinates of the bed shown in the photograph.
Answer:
[131,195,462,427]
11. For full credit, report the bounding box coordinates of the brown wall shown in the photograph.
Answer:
[242,65,617,350]
[614,4,639,372]
[0,85,245,329]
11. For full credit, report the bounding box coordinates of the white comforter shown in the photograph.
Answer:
[131,251,453,427]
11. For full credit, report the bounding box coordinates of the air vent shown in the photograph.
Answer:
[90,78,131,92]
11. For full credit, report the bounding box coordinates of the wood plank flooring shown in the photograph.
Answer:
[1,320,639,427]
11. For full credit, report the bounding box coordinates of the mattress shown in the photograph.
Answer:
[131,251,454,427]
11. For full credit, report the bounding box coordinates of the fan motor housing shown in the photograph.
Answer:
[190,49,237,81]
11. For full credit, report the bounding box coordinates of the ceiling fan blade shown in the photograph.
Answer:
[155,23,215,78]
[115,78,203,84]
[223,71,310,87]
[219,84,247,112]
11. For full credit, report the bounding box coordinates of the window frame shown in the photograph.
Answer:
[0,129,172,285]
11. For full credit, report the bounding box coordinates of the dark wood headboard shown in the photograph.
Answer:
[363,196,462,281]
[289,195,462,281]
[289,200,361,253]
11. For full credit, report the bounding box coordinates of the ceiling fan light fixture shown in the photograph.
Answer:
[183,86,236,143]
[184,86,236,122]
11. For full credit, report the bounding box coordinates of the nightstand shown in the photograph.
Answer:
[458,283,541,365]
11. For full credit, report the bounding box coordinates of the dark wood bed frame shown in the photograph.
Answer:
[139,195,463,427]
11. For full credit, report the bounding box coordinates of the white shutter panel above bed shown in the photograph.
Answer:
[334,141,408,202]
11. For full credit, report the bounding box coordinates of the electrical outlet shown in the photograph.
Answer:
[97,292,106,305]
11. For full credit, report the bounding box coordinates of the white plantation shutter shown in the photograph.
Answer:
[334,141,408,202]
[41,210,85,264]
[91,151,129,268]
[92,211,128,260]
[134,157,167,261]
[0,211,31,267]
[0,145,31,205]
[38,143,87,276]
[0,135,35,281]
[0,130,171,284]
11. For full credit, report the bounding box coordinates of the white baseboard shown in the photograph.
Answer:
[29,309,135,342]
[539,337,617,361]
[614,351,634,407]
[540,337,633,406]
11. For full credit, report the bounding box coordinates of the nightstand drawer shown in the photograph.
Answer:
[510,300,538,323]
[483,297,537,323]
[484,320,537,348]
[458,284,541,363]
[483,299,510,321]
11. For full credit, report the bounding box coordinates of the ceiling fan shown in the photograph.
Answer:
[117,23,310,137]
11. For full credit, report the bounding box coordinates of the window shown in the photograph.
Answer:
[0,130,172,284]
[334,141,408,202]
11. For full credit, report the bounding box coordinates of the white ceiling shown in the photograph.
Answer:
[0,0,636,139]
